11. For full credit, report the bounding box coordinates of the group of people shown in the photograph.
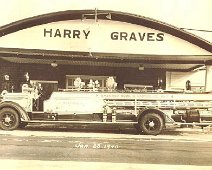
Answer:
[1,72,30,94]
[0,72,43,97]
[73,77,117,91]
[0,72,45,111]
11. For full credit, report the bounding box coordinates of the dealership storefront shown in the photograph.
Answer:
[0,10,211,93]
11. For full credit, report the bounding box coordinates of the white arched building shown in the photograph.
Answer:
[0,8,211,92]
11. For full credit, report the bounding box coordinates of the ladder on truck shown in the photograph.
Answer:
[103,92,212,109]
[102,92,212,124]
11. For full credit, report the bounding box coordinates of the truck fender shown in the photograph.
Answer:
[137,108,166,125]
[0,101,30,121]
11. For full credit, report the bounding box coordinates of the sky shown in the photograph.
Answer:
[0,0,211,42]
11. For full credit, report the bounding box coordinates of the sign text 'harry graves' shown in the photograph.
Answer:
[44,28,164,41]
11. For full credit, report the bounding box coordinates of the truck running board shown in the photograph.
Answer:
[24,120,138,124]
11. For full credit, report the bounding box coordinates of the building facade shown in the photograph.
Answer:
[0,9,211,93]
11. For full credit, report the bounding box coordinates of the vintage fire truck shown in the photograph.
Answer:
[0,84,212,135]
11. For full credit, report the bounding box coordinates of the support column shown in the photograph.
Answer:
[205,65,212,92]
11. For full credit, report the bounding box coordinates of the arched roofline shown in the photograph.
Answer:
[0,9,211,52]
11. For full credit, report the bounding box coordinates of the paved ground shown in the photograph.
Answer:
[0,124,212,170]
[1,123,212,141]
[0,160,212,170]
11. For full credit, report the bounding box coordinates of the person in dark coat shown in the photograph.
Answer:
[1,75,12,93]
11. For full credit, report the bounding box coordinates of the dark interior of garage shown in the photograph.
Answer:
[0,58,166,93]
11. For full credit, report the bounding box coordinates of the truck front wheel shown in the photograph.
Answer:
[0,108,20,130]
[139,113,164,135]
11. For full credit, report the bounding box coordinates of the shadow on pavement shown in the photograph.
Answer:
[21,123,183,136]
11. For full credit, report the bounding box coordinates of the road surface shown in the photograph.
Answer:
[0,124,212,169]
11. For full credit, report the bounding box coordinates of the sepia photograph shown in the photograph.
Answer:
[0,0,212,169]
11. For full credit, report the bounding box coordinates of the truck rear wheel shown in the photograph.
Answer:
[0,108,20,130]
[139,112,164,135]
